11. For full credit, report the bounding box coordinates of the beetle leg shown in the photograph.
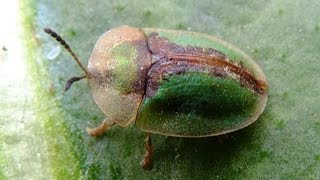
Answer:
[86,118,115,137]
[140,133,153,170]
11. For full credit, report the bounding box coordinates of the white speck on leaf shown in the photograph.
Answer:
[46,46,61,60]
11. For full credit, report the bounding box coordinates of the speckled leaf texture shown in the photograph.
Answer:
[1,0,319,179]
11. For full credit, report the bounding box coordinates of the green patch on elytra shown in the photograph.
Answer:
[110,44,138,93]
[137,73,258,136]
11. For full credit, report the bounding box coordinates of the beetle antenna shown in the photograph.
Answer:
[64,76,87,92]
[44,28,88,76]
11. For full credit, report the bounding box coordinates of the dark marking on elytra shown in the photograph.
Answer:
[168,55,267,93]
[145,33,267,97]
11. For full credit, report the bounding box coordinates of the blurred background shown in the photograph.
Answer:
[1,0,320,179]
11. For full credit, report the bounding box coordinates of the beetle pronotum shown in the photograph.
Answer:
[44,25,267,170]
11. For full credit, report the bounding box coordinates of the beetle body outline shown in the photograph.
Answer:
[45,25,268,169]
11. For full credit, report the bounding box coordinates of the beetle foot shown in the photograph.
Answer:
[140,155,152,170]
[140,133,153,170]
[86,119,114,137]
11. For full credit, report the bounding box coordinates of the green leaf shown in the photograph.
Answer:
[1,0,319,179]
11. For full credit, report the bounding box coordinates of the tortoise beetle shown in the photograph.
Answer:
[44,25,267,170]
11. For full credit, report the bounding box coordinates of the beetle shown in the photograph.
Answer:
[44,25,267,170]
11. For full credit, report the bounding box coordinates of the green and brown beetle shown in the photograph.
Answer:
[44,25,267,170]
